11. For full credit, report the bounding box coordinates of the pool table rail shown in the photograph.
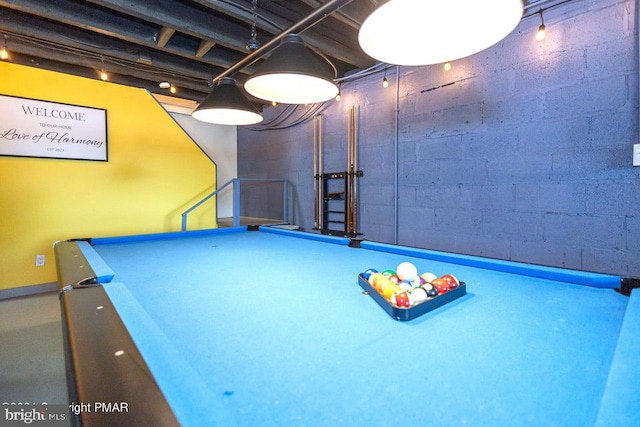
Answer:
[54,239,179,427]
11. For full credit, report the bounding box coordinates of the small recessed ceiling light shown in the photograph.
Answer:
[159,82,171,89]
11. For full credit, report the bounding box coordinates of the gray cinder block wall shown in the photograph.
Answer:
[239,0,640,277]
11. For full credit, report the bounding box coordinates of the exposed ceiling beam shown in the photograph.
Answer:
[82,0,254,53]
[156,27,175,48]
[0,10,223,82]
[0,0,254,73]
[191,0,283,34]
[196,40,216,59]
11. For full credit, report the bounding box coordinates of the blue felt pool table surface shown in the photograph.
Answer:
[76,226,638,426]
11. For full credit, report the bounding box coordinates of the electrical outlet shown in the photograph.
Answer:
[634,144,640,167]
[35,255,45,266]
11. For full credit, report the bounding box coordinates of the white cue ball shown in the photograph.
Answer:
[396,262,418,281]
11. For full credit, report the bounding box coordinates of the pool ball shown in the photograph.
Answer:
[373,276,391,293]
[420,272,438,283]
[368,272,384,286]
[382,282,402,301]
[398,281,413,292]
[441,274,460,288]
[382,269,396,278]
[432,278,450,294]
[389,274,401,284]
[363,268,378,280]
[411,276,426,288]
[391,291,411,308]
[410,287,428,305]
[422,284,439,297]
[396,262,418,281]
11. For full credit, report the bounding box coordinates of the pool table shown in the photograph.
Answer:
[54,226,640,426]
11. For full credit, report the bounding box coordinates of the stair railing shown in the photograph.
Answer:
[181,178,289,231]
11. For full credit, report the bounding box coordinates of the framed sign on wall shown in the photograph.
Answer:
[0,94,108,161]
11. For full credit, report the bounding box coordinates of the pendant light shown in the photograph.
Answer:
[192,77,263,126]
[359,0,524,66]
[244,34,339,104]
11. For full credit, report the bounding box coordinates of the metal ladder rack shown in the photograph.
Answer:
[323,171,347,232]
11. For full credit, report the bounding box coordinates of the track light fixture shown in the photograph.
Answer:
[192,77,263,126]
[244,34,339,104]
[536,10,546,41]
[359,0,523,66]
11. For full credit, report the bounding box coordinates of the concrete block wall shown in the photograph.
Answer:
[238,0,640,277]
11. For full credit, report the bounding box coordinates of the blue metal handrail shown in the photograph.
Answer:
[181,178,289,231]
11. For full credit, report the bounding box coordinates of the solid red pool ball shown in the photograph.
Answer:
[392,291,411,308]
[441,274,460,288]
[431,278,450,294]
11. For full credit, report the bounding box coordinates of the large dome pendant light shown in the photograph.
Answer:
[358,0,524,66]
[192,77,263,125]
[244,34,339,105]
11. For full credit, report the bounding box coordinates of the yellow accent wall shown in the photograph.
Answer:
[0,62,217,291]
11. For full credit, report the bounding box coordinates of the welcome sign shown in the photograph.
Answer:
[0,94,107,161]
